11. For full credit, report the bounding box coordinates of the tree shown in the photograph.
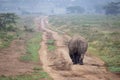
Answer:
[67,6,85,14]
[0,13,18,30]
[104,2,120,15]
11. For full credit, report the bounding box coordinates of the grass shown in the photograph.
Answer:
[20,32,42,62]
[0,31,15,48]
[47,39,56,51]
[49,14,120,72]
[48,45,56,51]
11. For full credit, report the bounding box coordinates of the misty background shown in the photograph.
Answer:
[0,0,120,15]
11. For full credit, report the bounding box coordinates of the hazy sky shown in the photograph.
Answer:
[0,0,119,14]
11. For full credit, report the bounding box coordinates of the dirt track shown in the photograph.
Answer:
[36,16,120,80]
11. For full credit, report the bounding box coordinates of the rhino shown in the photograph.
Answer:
[68,36,88,65]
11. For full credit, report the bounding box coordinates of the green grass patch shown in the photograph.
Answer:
[0,32,15,48]
[108,67,120,72]
[48,45,56,51]
[47,39,55,45]
[20,32,42,62]
[47,39,56,51]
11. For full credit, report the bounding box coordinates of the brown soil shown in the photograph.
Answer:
[37,16,120,80]
[0,33,39,76]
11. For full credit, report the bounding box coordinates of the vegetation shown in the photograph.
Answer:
[67,6,85,14]
[0,13,18,30]
[20,32,42,62]
[49,14,120,72]
[47,39,56,51]
[0,13,19,48]
[104,2,120,15]
[0,32,14,48]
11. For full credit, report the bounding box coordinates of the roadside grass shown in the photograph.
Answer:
[49,14,120,72]
[48,45,56,51]
[47,39,56,51]
[0,31,16,48]
[20,32,42,62]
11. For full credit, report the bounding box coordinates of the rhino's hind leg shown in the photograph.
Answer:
[79,53,84,65]
[79,59,83,65]
[70,54,76,64]
[74,53,80,64]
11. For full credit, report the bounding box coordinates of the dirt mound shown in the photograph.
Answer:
[48,52,71,70]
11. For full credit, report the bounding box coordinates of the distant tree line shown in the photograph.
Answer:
[66,1,120,15]
[66,6,85,14]
[104,2,120,15]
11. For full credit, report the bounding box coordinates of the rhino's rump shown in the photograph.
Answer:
[68,37,88,55]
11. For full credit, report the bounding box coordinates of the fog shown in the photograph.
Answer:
[0,0,120,15]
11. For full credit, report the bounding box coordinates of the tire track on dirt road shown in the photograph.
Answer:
[36,16,120,80]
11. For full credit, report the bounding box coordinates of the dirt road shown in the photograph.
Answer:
[36,16,120,80]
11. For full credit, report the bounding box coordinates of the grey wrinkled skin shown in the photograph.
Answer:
[68,36,88,65]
